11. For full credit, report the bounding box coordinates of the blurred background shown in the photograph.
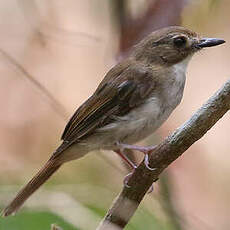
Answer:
[0,0,229,229]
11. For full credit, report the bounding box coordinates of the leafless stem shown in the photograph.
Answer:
[97,79,230,229]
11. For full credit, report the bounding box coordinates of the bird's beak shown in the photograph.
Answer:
[197,38,225,48]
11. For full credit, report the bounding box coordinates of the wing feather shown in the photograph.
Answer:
[61,64,155,143]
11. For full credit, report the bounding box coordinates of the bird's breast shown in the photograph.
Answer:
[99,95,172,145]
[96,65,187,148]
[114,69,186,144]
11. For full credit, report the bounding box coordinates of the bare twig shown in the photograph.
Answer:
[97,79,230,229]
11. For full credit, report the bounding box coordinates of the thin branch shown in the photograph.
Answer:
[97,79,230,229]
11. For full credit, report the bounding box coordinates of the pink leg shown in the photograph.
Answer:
[114,150,137,170]
[114,150,137,188]
[117,142,157,171]
[118,143,157,154]
[114,149,154,192]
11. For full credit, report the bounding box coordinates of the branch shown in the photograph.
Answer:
[97,79,230,229]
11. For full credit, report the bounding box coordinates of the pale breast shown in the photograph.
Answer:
[93,58,189,148]
[115,59,188,144]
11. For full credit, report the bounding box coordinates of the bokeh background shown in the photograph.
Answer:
[0,0,229,229]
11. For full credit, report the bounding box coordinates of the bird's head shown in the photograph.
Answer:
[133,26,225,66]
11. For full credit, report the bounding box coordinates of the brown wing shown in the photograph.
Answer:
[61,64,155,143]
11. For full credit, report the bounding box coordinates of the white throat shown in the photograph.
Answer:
[173,55,192,77]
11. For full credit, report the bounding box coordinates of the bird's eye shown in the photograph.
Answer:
[173,36,187,48]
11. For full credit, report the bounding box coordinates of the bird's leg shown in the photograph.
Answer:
[114,150,137,188]
[116,143,157,171]
[117,143,157,154]
[114,149,154,192]
[114,149,137,170]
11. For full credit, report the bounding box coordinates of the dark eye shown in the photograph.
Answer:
[173,36,187,48]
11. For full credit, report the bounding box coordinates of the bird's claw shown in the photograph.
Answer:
[123,168,154,193]
[144,154,157,171]
[123,168,136,188]
[123,160,156,193]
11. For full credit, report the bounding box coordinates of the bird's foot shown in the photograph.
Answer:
[123,168,154,193]
[123,169,135,188]
[116,142,157,171]
[114,148,155,192]
[144,153,156,171]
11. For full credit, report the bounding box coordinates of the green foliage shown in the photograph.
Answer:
[0,196,178,230]
[87,204,169,230]
[0,210,77,230]
[126,208,164,230]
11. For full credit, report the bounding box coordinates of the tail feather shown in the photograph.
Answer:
[2,160,61,217]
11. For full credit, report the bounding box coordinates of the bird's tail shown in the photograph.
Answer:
[2,160,61,217]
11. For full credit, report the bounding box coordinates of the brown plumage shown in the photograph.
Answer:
[2,26,225,217]
[2,160,61,217]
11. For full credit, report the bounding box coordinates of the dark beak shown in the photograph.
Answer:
[197,38,225,48]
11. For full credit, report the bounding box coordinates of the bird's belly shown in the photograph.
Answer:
[119,98,171,144]
[97,96,174,148]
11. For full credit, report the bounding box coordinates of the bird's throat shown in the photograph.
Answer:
[173,55,192,77]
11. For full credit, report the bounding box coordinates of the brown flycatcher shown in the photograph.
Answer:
[2,26,225,217]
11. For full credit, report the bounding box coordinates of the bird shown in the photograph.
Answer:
[2,26,225,217]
